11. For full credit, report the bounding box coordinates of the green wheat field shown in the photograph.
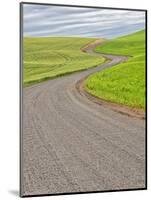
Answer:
[23,37,105,86]
[85,30,146,109]
[23,30,145,109]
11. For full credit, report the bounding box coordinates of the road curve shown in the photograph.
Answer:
[22,41,146,196]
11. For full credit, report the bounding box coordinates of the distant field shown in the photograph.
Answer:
[23,37,105,86]
[85,30,146,109]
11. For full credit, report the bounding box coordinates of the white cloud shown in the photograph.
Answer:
[23,4,145,38]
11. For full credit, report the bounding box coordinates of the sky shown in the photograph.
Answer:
[23,4,145,39]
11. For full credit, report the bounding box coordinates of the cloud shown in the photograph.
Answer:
[23,4,145,38]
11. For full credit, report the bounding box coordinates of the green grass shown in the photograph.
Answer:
[85,30,146,109]
[23,37,105,86]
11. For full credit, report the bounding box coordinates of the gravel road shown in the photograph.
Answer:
[21,41,146,196]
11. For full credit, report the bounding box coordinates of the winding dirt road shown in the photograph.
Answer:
[21,41,146,196]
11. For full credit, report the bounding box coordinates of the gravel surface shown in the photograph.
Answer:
[21,41,146,196]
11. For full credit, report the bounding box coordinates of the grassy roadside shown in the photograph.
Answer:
[23,37,105,86]
[85,30,146,109]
